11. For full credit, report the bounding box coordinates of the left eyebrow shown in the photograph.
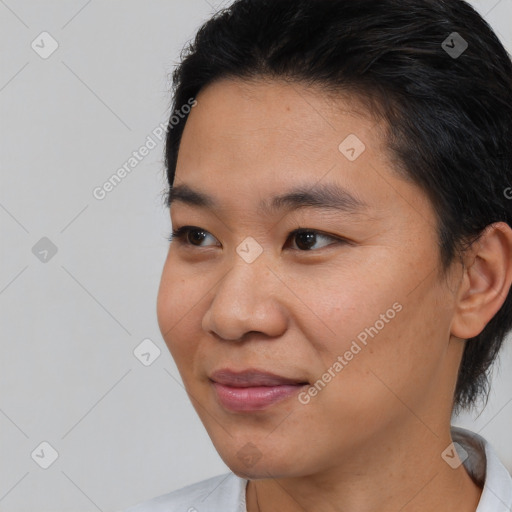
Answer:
[261,182,369,216]
[167,182,370,216]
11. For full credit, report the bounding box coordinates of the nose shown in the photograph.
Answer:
[201,255,288,341]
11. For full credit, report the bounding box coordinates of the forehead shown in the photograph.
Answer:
[172,78,431,225]
[177,78,379,163]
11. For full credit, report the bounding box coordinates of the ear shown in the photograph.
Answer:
[451,222,512,340]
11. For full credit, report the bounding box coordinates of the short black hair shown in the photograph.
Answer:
[163,0,512,413]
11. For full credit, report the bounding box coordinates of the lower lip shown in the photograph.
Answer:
[212,382,306,412]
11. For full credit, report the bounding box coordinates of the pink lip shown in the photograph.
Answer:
[210,369,308,412]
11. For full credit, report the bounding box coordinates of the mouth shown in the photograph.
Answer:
[209,368,309,412]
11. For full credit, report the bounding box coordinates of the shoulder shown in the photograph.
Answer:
[121,472,247,512]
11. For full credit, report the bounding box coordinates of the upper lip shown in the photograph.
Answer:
[210,368,308,387]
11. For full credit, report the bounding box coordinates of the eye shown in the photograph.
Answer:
[168,226,220,247]
[168,226,346,251]
[287,228,343,251]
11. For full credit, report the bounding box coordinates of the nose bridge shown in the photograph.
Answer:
[202,250,286,341]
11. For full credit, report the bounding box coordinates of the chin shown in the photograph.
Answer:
[227,459,297,481]
[213,436,309,480]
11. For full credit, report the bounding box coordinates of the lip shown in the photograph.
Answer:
[209,368,309,412]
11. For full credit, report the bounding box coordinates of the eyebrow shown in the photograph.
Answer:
[167,182,369,216]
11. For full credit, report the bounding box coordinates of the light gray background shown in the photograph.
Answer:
[1,1,511,511]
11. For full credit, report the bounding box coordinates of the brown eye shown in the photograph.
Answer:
[295,231,317,250]
[187,229,208,245]
[169,226,220,247]
[289,229,343,251]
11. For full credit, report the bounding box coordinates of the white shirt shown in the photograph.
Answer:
[123,427,512,512]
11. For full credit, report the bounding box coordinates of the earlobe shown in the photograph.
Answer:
[450,222,512,340]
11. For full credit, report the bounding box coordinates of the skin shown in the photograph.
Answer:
[156,78,512,512]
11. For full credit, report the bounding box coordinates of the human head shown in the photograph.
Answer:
[161,0,512,414]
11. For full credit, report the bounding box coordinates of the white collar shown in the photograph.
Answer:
[452,426,512,511]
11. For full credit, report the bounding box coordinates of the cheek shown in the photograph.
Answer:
[302,257,450,409]
[319,285,451,423]
[156,258,203,363]
[286,254,405,355]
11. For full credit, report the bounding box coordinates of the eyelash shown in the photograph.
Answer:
[167,225,349,251]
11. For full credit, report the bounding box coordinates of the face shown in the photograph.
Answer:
[156,78,463,479]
